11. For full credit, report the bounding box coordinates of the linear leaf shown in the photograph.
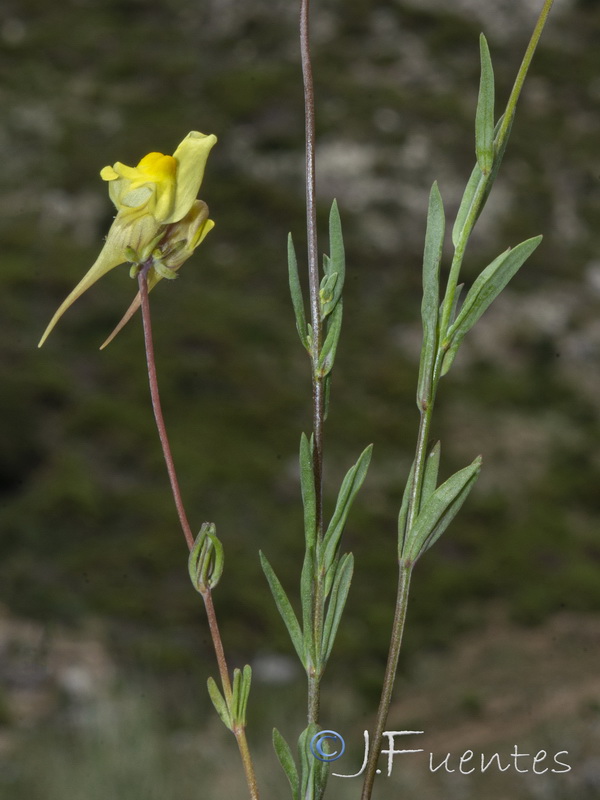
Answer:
[318,300,343,377]
[421,441,441,510]
[322,444,373,572]
[207,677,232,731]
[475,34,495,174]
[260,551,305,666]
[300,433,316,548]
[442,235,542,375]
[273,728,300,800]
[417,182,445,405]
[452,116,505,248]
[405,457,482,561]
[288,234,309,350]
[323,199,345,315]
[420,470,480,558]
[322,553,354,665]
[300,546,316,667]
[398,462,415,560]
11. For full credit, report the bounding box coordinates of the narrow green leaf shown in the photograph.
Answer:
[207,677,232,730]
[298,725,316,800]
[288,233,309,350]
[442,235,542,375]
[273,728,300,800]
[298,725,329,800]
[300,433,316,548]
[420,470,480,557]
[326,199,345,311]
[260,551,305,666]
[475,34,495,174]
[421,442,441,509]
[322,553,354,665]
[452,116,504,248]
[322,444,373,572]
[405,457,482,561]
[300,546,316,668]
[417,182,445,406]
[317,300,343,377]
[398,460,416,558]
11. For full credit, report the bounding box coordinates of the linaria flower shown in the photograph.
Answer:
[38,131,217,347]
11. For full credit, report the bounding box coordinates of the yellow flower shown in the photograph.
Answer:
[38,131,217,347]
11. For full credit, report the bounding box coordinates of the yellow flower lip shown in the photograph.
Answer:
[38,131,217,348]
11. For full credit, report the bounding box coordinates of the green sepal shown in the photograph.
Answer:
[207,676,232,731]
[288,233,310,351]
[317,300,343,377]
[300,433,317,548]
[405,456,482,561]
[475,34,495,175]
[188,523,224,593]
[321,444,373,573]
[259,551,305,667]
[321,552,354,666]
[417,182,445,406]
[232,665,252,727]
[273,728,300,800]
[442,235,542,375]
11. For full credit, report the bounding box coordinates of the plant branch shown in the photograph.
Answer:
[138,268,259,800]
[300,0,326,728]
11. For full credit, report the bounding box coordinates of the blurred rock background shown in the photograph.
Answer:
[1,0,600,797]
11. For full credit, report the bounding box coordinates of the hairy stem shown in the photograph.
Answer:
[138,268,259,800]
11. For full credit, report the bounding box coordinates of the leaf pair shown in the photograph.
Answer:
[273,725,329,800]
[288,200,345,379]
[207,664,252,732]
[399,446,482,563]
[261,443,372,672]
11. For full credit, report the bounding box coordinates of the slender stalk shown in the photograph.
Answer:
[137,267,260,800]
[360,563,412,800]
[137,267,195,551]
[300,0,326,727]
[496,0,555,150]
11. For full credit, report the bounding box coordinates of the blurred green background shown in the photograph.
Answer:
[1,0,600,797]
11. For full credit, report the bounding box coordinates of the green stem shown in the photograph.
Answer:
[496,0,555,152]
[360,562,412,800]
